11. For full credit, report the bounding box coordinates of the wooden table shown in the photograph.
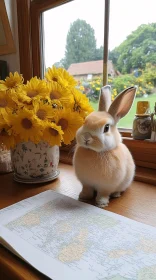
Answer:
[0,163,156,279]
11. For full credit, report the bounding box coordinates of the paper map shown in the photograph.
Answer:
[0,190,156,280]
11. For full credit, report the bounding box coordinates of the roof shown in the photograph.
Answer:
[67,60,114,75]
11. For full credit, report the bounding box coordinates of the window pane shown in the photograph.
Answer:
[109,0,156,128]
[43,0,104,106]
[43,0,104,68]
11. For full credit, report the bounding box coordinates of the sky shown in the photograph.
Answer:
[43,0,156,68]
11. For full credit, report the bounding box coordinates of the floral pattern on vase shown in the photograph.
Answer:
[11,141,59,180]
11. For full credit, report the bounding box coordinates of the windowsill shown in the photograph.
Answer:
[123,137,156,169]
[119,128,132,137]
[135,166,156,185]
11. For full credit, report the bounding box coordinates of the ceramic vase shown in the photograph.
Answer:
[11,141,59,183]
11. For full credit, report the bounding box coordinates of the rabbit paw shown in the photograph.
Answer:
[111,192,121,198]
[96,196,109,208]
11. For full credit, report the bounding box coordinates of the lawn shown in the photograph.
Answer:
[90,93,156,128]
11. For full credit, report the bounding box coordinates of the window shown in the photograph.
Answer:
[17,0,156,174]
[43,1,104,72]
[42,0,104,100]
[87,75,92,80]
[109,0,156,129]
[39,0,156,128]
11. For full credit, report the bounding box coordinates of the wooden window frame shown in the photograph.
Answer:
[0,0,16,55]
[16,0,156,182]
[31,0,73,78]
[16,0,33,82]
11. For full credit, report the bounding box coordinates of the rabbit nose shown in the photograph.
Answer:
[84,132,92,145]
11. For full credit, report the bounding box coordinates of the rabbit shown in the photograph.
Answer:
[73,85,136,208]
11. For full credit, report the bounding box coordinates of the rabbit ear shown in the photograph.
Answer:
[98,85,111,112]
[108,86,137,123]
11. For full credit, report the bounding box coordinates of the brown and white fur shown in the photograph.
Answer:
[73,85,136,208]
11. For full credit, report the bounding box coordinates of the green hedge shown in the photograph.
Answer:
[77,63,155,101]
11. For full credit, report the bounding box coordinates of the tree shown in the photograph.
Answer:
[63,19,97,69]
[94,46,103,60]
[53,61,64,68]
[142,63,156,87]
[109,23,156,73]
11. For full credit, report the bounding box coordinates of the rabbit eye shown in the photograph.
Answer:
[104,124,109,133]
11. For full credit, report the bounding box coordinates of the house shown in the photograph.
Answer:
[67,60,117,80]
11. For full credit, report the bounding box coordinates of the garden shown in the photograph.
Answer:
[77,63,156,128]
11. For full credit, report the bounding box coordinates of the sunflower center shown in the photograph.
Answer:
[58,118,68,130]
[52,77,58,82]
[49,128,58,136]
[0,98,7,108]
[7,81,17,88]
[50,91,61,100]
[21,118,32,129]
[37,109,47,120]
[27,91,38,98]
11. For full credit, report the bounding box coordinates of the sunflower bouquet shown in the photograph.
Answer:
[0,66,93,150]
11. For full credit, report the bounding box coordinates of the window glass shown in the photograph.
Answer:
[109,0,156,128]
[43,0,104,105]
[43,0,156,129]
[43,0,104,68]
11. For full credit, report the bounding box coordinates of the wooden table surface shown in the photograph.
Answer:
[0,163,156,280]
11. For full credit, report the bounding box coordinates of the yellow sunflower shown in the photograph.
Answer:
[10,109,43,143]
[12,89,34,110]
[45,66,77,88]
[72,89,94,118]
[4,89,23,109]
[55,108,84,145]
[58,68,77,88]
[16,77,48,104]
[0,91,17,120]
[33,100,55,121]
[0,126,16,149]
[46,81,73,107]
[44,66,63,83]
[0,72,24,90]
[42,122,63,146]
